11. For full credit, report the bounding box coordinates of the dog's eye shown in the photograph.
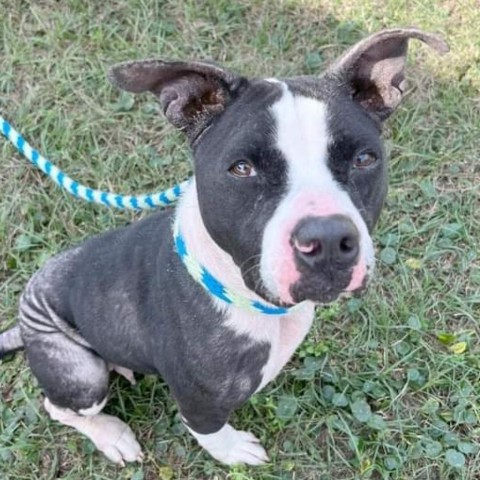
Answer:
[229,160,257,178]
[354,152,377,168]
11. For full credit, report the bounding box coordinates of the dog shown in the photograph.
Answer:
[0,28,447,466]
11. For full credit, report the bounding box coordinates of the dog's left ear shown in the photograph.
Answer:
[108,60,245,141]
[327,28,449,120]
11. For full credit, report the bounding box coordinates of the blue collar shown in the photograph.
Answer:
[173,221,298,316]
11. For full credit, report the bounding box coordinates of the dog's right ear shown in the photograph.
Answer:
[108,60,246,141]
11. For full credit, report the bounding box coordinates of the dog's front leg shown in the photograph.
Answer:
[179,401,269,465]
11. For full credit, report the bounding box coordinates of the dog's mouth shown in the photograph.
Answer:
[291,286,345,305]
[264,271,371,307]
[244,256,372,310]
[260,285,344,308]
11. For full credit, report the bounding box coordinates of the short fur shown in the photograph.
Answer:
[0,28,448,466]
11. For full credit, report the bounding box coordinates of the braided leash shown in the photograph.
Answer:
[0,115,189,210]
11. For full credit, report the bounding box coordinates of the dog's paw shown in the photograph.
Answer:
[109,363,136,385]
[191,424,269,466]
[85,414,144,466]
[219,429,269,465]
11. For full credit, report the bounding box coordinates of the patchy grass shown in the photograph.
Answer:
[1,0,479,479]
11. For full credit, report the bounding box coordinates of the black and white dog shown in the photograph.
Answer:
[0,29,447,466]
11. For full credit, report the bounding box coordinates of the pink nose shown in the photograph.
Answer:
[293,238,317,254]
[291,215,360,269]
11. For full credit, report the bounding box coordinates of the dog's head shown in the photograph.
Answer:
[109,28,447,307]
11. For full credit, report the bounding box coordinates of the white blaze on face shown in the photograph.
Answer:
[260,82,375,304]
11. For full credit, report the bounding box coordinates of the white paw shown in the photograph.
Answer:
[84,414,144,466]
[44,398,143,467]
[190,424,269,466]
[109,363,136,385]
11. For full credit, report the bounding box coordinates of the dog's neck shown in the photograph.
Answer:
[174,180,283,313]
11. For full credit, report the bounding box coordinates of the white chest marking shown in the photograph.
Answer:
[256,303,315,391]
[222,302,315,393]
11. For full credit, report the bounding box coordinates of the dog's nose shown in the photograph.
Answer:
[292,215,360,269]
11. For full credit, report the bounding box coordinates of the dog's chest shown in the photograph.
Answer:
[224,303,315,393]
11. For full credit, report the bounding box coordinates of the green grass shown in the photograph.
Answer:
[1,0,479,478]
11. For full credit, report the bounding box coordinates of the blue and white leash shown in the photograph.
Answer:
[1,115,296,316]
[0,115,189,210]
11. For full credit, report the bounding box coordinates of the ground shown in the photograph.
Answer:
[0,1,479,479]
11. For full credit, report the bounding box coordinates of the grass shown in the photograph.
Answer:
[0,0,479,478]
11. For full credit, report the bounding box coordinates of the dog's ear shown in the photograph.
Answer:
[327,28,449,120]
[108,60,245,141]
